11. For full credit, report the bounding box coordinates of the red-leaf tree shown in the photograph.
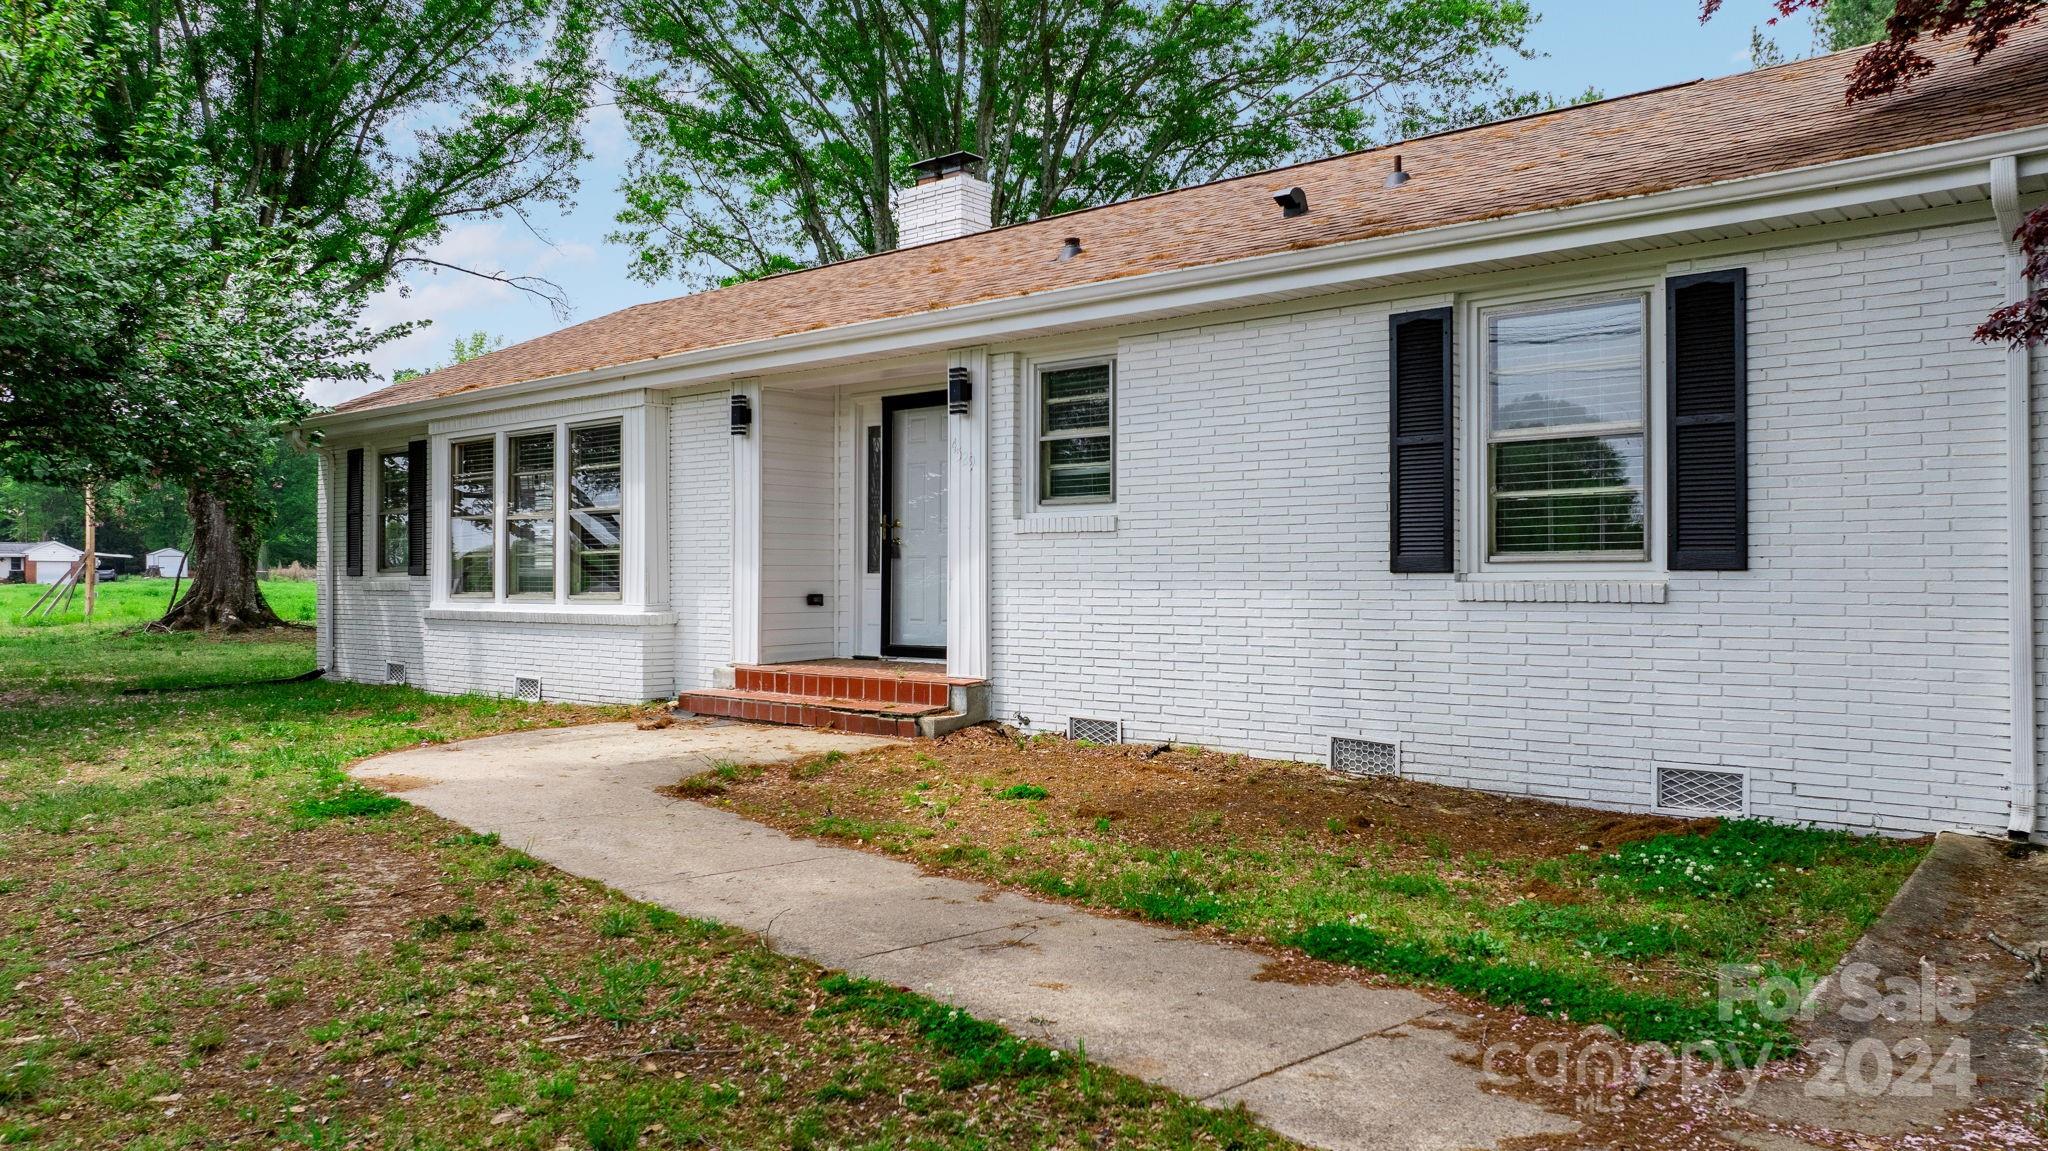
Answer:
[1705,0,2047,346]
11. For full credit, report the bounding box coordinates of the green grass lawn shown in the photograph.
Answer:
[0,617,1290,1148]
[0,578,316,629]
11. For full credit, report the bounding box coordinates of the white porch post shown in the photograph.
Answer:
[946,346,992,680]
[731,379,764,667]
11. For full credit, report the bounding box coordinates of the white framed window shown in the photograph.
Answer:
[1034,359,1115,506]
[449,438,496,596]
[1479,293,1650,564]
[506,431,556,598]
[375,449,410,573]
[442,419,626,604]
[568,422,623,599]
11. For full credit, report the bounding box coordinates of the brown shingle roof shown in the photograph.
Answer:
[333,28,2048,415]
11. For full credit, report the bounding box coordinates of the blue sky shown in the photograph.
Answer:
[326,2,1811,406]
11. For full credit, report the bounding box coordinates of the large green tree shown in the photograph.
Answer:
[612,0,1559,287]
[0,0,385,625]
[144,0,599,626]
[0,0,601,628]
[1706,0,2047,348]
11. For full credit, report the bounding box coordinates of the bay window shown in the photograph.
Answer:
[444,419,626,604]
[1483,295,1648,560]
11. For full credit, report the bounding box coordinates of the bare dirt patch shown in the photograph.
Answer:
[359,773,435,793]
[790,723,1702,863]
[688,724,2038,1150]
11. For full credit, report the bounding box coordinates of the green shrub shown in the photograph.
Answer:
[995,784,1048,801]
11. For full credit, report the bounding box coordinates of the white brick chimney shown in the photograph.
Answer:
[896,151,992,247]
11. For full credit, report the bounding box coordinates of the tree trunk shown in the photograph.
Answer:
[159,486,283,631]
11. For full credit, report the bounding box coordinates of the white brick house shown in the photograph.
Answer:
[308,35,2048,838]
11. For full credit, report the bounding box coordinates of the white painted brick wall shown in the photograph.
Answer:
[317,446,433,687]
[987,217,2018,836]
[314,451,334,667]
[896,175,993,247]
[321,435,679,704]
[419,615,675,704]
[672,391,733,691]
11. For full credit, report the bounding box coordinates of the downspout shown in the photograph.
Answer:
[1993,155,2039,839]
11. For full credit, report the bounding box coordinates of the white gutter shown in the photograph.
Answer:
[311,123,2048,437]
[1993,155,2040,839]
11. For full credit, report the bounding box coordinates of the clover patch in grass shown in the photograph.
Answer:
[995,783,1047,801]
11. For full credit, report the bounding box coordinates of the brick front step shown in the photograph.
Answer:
[733,662,980,709]
[676,688,947,738]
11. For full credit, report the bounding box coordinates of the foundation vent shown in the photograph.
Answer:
[384,662,408,686]
[1654,765,1747,816]
[1067,716,1123,745]
[1330,736,1401,778]
[513,676,543,703]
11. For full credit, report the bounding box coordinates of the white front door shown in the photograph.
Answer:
[885,393,948,655]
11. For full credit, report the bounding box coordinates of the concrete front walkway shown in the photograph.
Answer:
[353,721,1576,1151]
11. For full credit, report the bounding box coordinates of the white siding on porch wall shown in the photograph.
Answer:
[759,387,837,662]
[987,215,2018,837]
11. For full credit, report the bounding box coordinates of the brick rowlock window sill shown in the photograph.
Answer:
[1453,579,1668,604]
[1015,511,1118,535]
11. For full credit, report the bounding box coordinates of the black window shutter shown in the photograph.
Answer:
[1389,308,1454,573]
[406,439,429,577]
[344,448,364,577]
[1666,270,1748,571]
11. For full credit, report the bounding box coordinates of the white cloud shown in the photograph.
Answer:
[306,220,601,407]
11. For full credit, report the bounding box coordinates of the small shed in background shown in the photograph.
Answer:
[147,547,188,578]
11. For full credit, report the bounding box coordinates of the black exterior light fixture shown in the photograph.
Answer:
[1385,154,1410,188]
[1057,236,1083,262]
[730,392,753,435]
[947,365,972,414]
[1273,186,1308,218]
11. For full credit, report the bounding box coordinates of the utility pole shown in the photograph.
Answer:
[82,484,96,619]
